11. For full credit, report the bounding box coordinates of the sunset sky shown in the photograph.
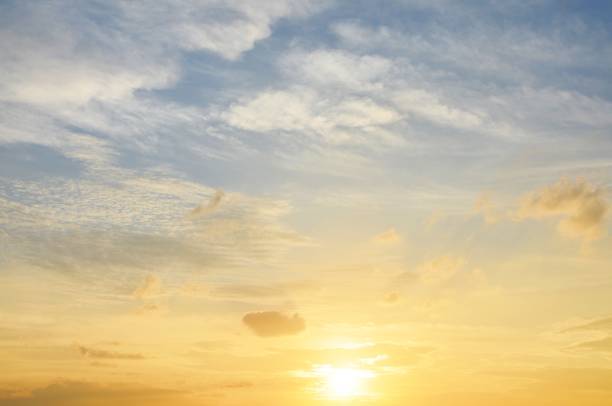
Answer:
[1,1,612,405]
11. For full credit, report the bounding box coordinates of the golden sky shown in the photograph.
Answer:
[1,1,612,405]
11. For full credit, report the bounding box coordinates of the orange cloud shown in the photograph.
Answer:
[242,311,305,337]
[517,178,608,240]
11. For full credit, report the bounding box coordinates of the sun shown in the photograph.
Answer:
[315,365,375,399]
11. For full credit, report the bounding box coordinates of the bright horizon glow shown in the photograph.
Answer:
[314,365,375,400]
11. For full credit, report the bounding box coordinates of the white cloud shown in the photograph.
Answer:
[281,48,392,90]
[392,89,483,130]
[0,0,326,108]
[118,0,326,60]
[223,88,320,133]
[222,87,399,144]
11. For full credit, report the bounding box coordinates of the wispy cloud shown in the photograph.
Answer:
[372,228,401,244]
[76,345,145,360]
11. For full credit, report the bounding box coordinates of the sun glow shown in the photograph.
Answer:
[315,365,375,399]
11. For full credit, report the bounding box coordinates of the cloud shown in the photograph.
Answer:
[382,292,400,304]
[76,345,145,360]
[0,1,326,108]
[391,89,483,130]
[372,227,401,244]
[0,381,187,406]
[135,303,162,315]
[331,16,612,139]
[569,337,612,353]
[280,48,392,90]
[517,178,608,240]
[242,311,305,337]
[474,194,500,224]
[213,285,285,298]
[562,316,612,333]
[210,281,317,298]
[1,171,308,282]
[189,190,225,218]
[417,256,466,285]
[222,87,400,144]
[132,274,161,300]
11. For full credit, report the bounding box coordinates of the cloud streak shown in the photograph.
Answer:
[189,190,225,218]
[76,345,145,360]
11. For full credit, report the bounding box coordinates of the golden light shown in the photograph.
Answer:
[314,364,375,400]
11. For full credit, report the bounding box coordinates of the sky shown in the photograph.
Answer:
[1,0,612,405]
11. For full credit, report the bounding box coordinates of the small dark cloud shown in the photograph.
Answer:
[189,190,224,218]
[76,345,145,360]
[383,292,400,304]
[242,311,305,337]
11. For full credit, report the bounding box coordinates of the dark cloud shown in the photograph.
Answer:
[242,311,305,337]
[189,190,224,218]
